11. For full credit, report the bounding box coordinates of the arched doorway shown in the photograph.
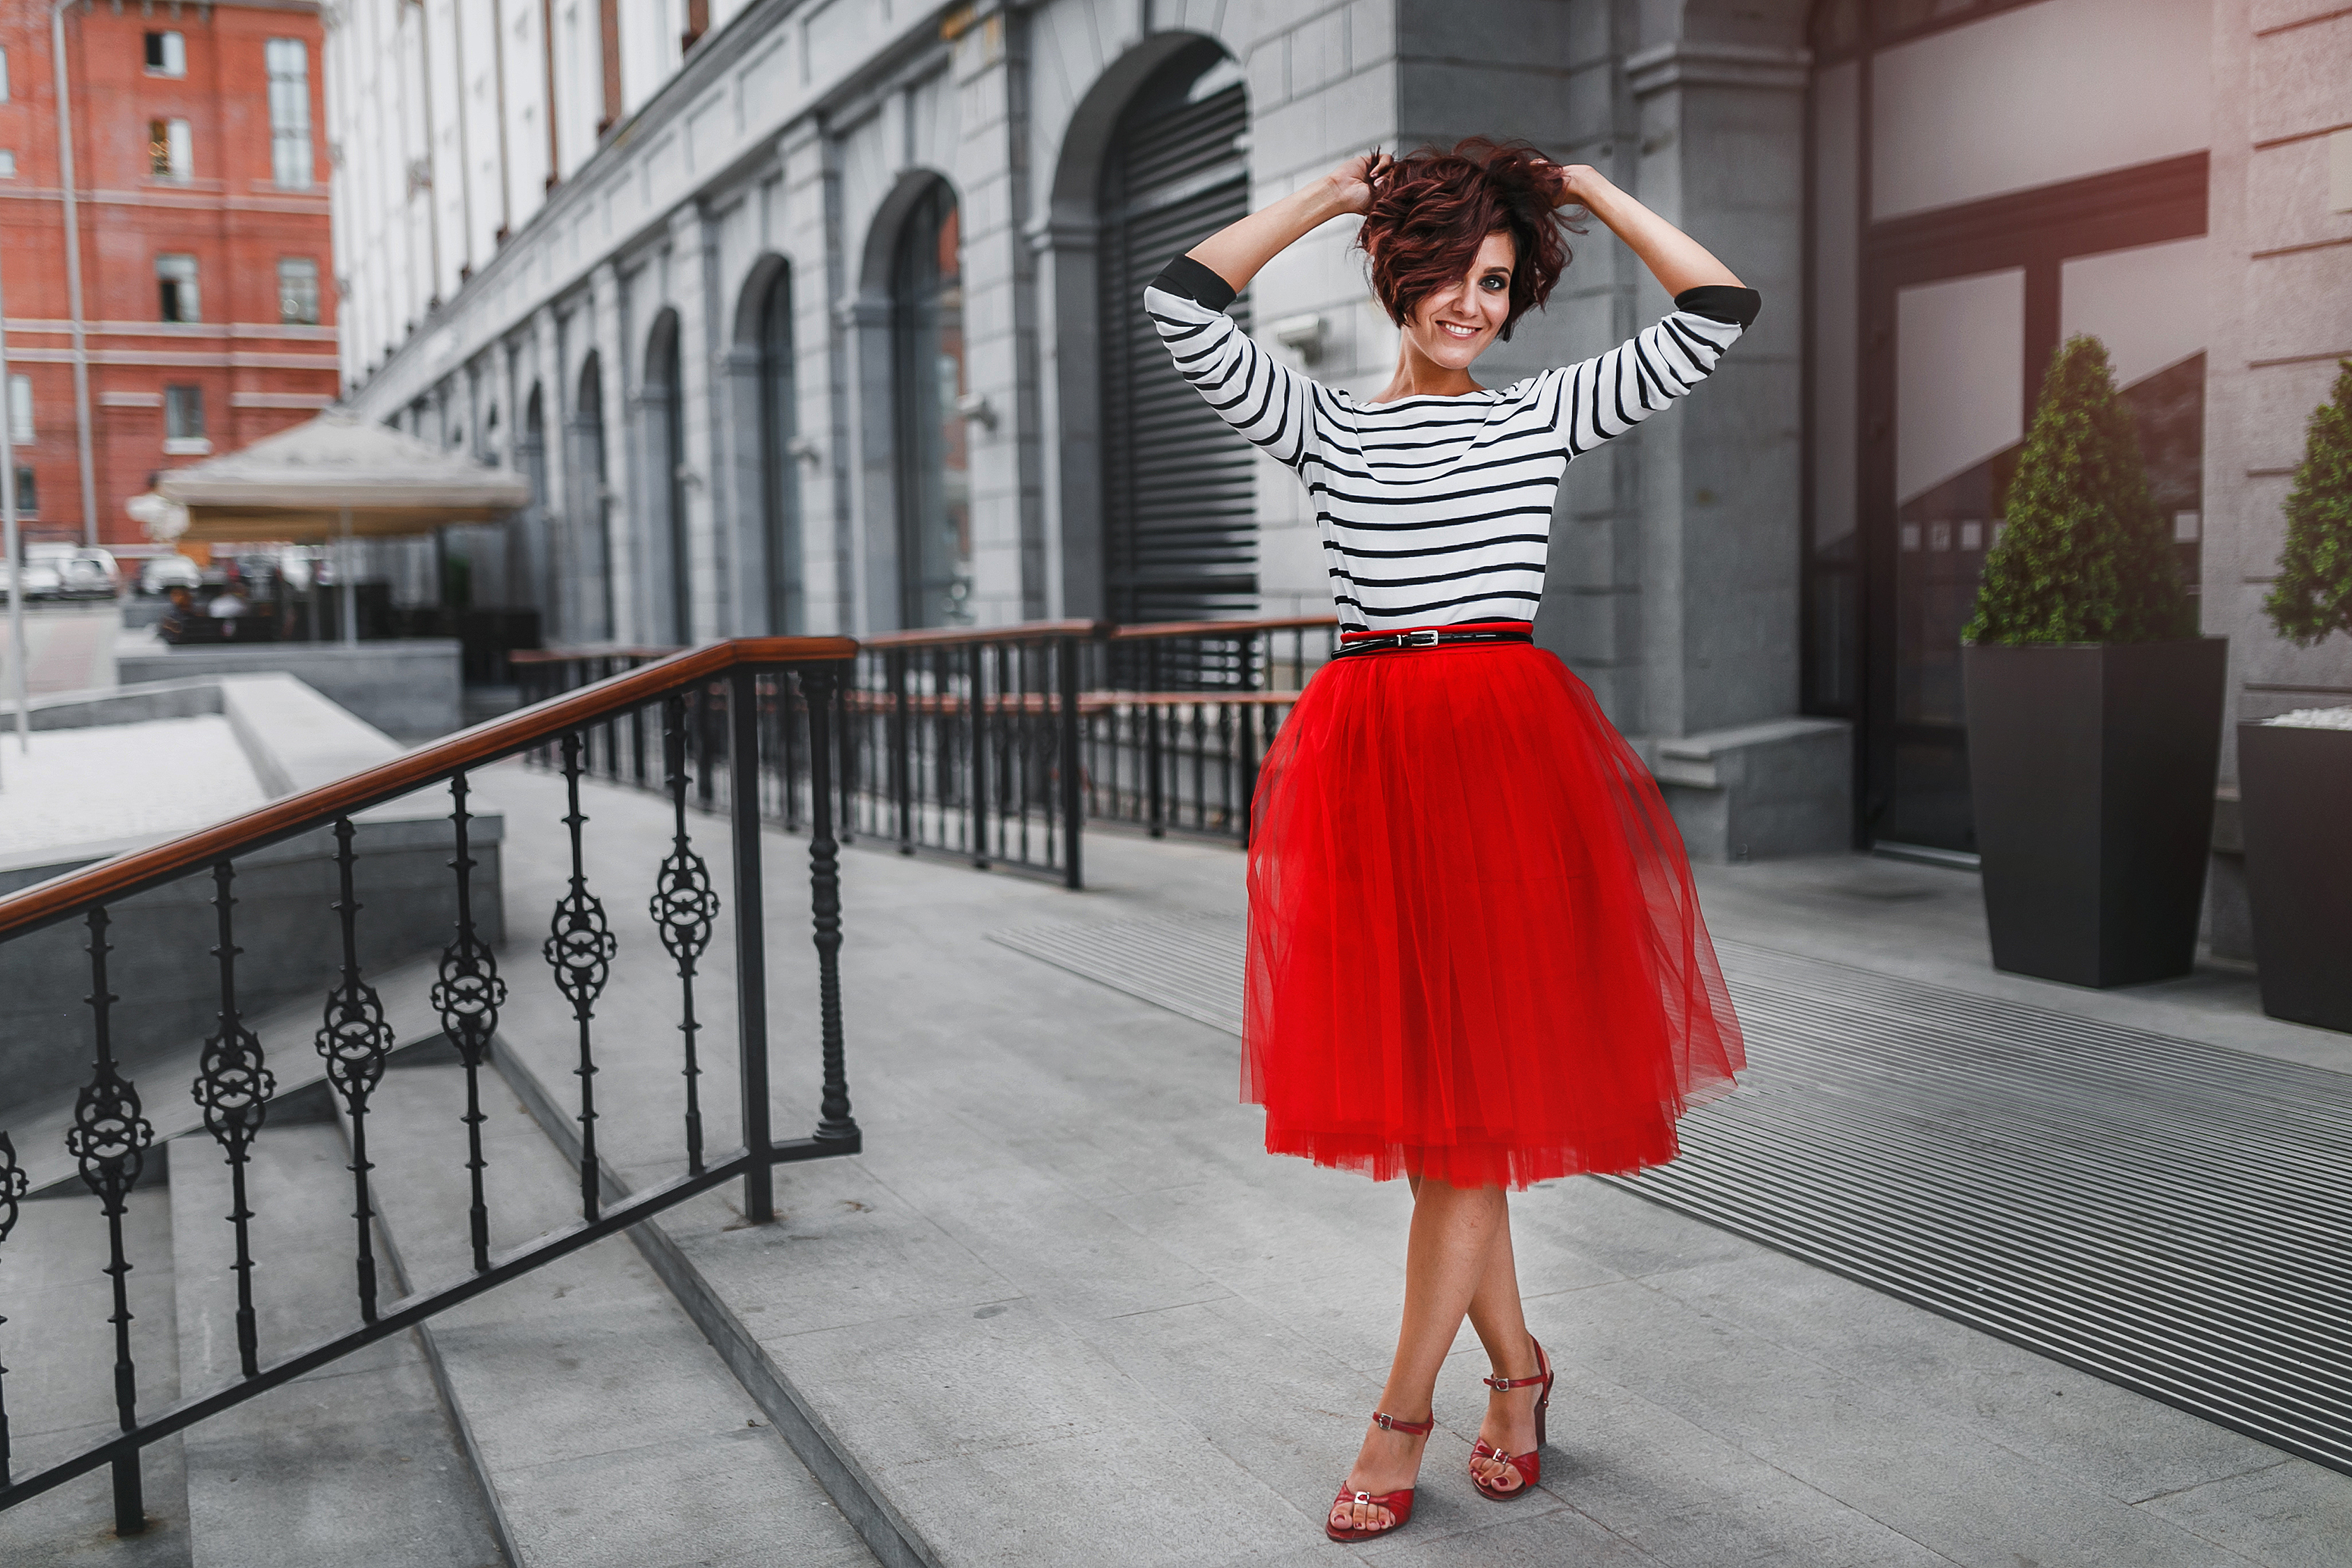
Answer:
[571,351,614,639]
[643,310,690,643]
[520,384,552,623]
[892,180,971,628]
[753,263,802,633]
[1096,42,1253,624]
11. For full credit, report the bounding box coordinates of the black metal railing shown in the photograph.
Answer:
[1080,617,1335,844]
[0,638,860,1535]
[517,617,1341,890]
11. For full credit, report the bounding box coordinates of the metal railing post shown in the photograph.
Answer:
[727,666,775,1224]
[803,667,858,1146]
[888,650,913,853]
[1057,634,1083,889]
[967,642,990,869]
[1145,640,1165,837]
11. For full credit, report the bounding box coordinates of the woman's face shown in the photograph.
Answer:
[1402,231,1515,371]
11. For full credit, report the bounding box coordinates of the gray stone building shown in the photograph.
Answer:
[325,0,2352,867]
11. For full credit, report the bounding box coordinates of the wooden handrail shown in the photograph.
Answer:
[509,643,684,664]
[517,616,1337,663]
[1108,614,1338,641]
[853,619,1105,649]
[0,636,854,944]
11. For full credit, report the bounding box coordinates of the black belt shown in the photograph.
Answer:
[1332,627,1534,658]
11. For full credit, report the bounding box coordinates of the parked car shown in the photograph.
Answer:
[140,553,204,595]
[21,543,121,600]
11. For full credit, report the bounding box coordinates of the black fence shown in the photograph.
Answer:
[0,640,860,1534]
[516,617,1341,889]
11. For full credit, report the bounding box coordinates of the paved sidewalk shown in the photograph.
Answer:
[464,760,2352,1567]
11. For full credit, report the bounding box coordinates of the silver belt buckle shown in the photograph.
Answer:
[1404,628,1442,648]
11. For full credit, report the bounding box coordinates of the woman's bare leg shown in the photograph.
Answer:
[1331,1177,1506,1534]
[1464,1208,1542,1492]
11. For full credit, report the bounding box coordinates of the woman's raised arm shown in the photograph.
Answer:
[1552,164,1744,297]
[1185,153,1391,295]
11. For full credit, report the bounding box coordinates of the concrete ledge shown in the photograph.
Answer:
[117,633,464,739]
[1648,716,1854,863]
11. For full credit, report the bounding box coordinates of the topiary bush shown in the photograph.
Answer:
[1965,335,2195,646]
[2265,360,2352,649]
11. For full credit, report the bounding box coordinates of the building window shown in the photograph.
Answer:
[266,39,312,190]
[7,373,29,444]
[0,152,14,181]
[10,468,35,515]
[164,385,209,454]
[157,253,200,322]
[144,30,187,77]
[1,46,11,102]
[891,181,972,628]
[278,258,320,325]
[149,117,192,181]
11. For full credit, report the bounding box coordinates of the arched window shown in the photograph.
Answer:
[892,181,971,628]
[756,266,802,633]
[522,385,552,620]
[1097,43,1253,623]
[572,351,614,639]
[643,310,690,643]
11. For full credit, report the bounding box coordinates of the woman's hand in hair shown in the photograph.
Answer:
[1551,162,1744,295]
[1324,151,1395,215]
[1545,162,1611,212]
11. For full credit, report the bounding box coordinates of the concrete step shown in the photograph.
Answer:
[0,1159,192,1565]
[165,1098,505,1568]
[352,1053,878,1568]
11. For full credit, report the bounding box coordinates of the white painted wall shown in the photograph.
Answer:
[1872,0,2213,219]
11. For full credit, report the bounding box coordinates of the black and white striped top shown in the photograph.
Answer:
[1146,255,1759,630]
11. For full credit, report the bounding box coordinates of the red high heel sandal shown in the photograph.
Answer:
[1325,1410,1433,1542]
[1469,1337,1553,1500]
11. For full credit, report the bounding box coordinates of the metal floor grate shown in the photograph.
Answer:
[989,915,2352,1474]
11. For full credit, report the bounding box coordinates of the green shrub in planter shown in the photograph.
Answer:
[2264,360,2352,649]
[1964,336,2194,647]
[1961,335,2223,988]
[2241,362,2352,1032]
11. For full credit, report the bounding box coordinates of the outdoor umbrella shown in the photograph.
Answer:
[156,410,532,645]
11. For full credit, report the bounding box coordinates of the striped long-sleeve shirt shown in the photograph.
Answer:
[1146,254,1759,630]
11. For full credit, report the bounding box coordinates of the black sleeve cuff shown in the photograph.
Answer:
[1152,254,1239,312]
[1674,285,1762,328]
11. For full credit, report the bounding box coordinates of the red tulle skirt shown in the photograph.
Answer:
[1243,626,1744,1190]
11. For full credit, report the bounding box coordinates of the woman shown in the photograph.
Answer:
[1144,141,1751,1542]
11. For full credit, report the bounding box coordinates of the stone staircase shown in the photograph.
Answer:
[0,1027,877,1566]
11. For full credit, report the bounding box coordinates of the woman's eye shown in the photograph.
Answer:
[1479,276,1507,291]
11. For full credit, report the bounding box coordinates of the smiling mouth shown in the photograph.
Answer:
[1439,322,1479,339]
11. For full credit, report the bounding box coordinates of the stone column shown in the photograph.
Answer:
[1616,23,1849,861]
[950,3,1045,624]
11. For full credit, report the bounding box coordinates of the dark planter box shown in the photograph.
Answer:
[1962,638,2227,988]
[2239,720,2352,1032]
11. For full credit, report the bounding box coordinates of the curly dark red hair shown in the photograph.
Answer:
[1358,139,1579,341]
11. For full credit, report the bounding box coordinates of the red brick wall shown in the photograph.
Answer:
[0,1,338,549]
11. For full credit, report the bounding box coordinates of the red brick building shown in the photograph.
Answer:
[0,0,336,550]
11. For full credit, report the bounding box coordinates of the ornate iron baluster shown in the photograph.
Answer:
[650,696,721,1175]
[728,668,776,1223]
[0,1131,27,1488]
[68,908,155,1537]
[544,732,618,1218]
[430,771,508,1273]
[803,668,859,1148]
[316,817,396,1321]
[192,862,275,1378]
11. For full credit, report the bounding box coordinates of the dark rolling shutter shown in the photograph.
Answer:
[1099,64,1254,625]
